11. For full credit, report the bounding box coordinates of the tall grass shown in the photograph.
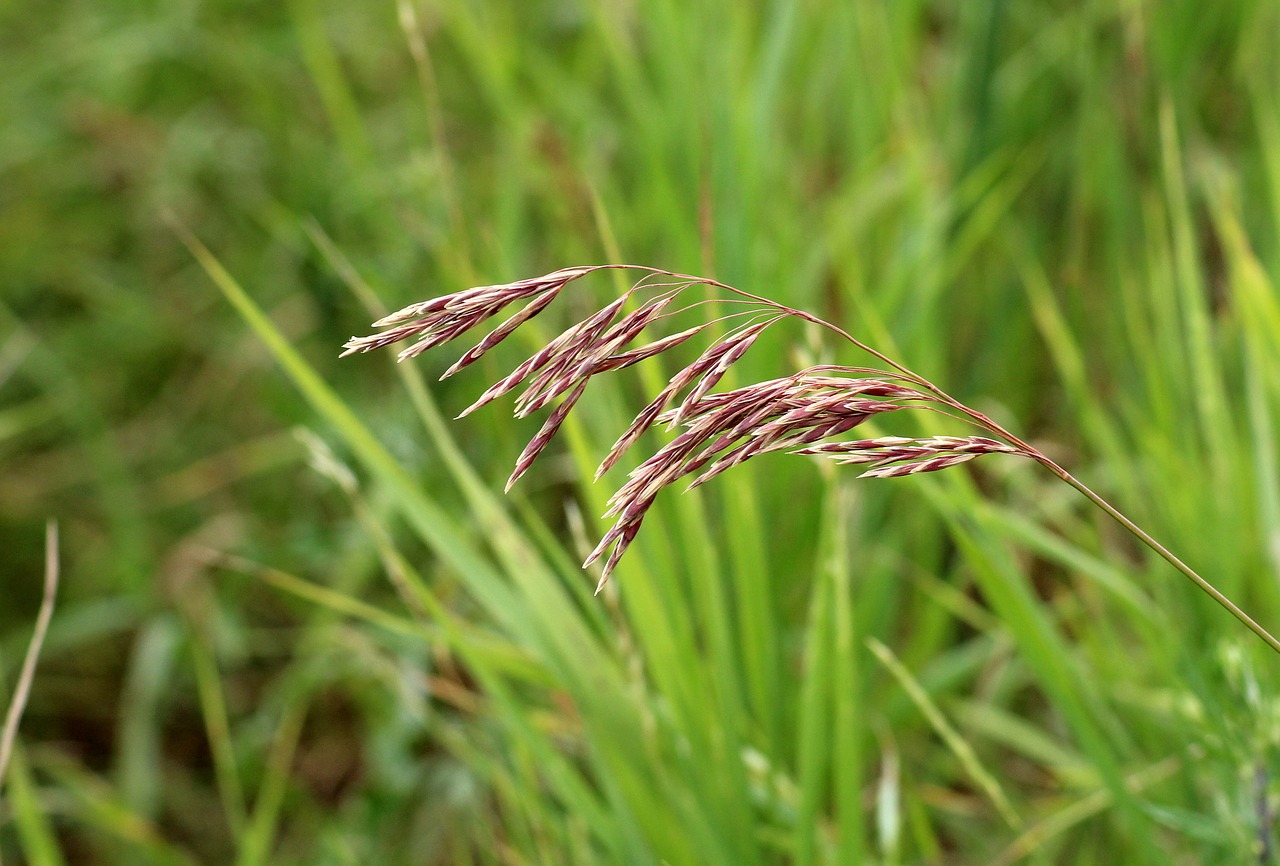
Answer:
[3,1,1280,863]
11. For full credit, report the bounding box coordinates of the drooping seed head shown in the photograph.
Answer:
[343,265,1033,590]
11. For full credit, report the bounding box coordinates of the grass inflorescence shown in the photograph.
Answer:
[344,264,1280,661]
[343,265,1049,590]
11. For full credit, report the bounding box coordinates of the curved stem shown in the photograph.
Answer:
[1042,461,1280,656]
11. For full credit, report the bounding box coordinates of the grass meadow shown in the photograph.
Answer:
[4,1,1280,863]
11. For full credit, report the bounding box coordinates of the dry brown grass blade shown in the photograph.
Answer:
[0,520,60,798]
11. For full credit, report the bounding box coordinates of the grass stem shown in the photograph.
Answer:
[1050,467,1280,655]
[0,520,60,795]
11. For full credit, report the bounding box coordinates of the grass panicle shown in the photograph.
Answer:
[343,264,1046,589]
[344,261,1279,654]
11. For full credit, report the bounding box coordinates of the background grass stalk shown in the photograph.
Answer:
[0,521,59,799]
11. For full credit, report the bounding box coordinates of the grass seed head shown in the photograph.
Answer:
[343,266,1034,588]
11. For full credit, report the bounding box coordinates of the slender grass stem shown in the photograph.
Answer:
[913,368,1280,657]
[0,521,59,794]
[1050,467,1280,656]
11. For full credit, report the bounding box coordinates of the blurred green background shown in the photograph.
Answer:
[4,1,1280,863]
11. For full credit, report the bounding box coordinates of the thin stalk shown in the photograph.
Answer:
[779,289,1280,657]
[0,521,60,793]
[919,376,1280,657]
[1047,466,1280,656]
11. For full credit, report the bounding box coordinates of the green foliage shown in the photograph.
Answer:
[4,0,1280,862]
